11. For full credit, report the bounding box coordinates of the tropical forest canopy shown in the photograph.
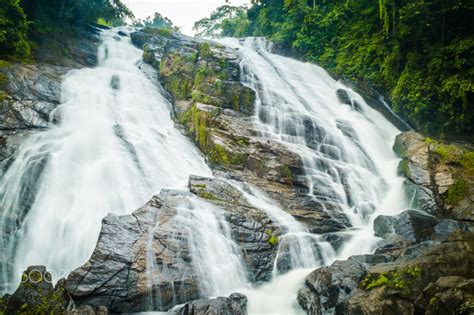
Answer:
[0,0,133,59]
[195,0,474,140]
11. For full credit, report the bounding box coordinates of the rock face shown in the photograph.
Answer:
[298,232,474,315]
[65,176,279,312]
[131,28,350,235]
[177,293,247,315]
[65,193,199,313]
[297,254,394,314]
[394,131,474,221]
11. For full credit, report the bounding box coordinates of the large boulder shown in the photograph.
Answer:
[297,254,394,314]
[298,232,474,315]
[374,210,440,242]
[346,232,474,315]
[393,131,474,221]
[65,193,200,313]
[177,293,248,315]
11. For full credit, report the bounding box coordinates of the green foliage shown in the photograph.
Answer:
[21,0,133,27]
[134,12,179,31]
[266,230,279,246]
[362,265,421,292]
[0,0,30,59]
[199,0,474,139]
[193,5,250,38]
[446,178,468,205]
[363,273,389,290]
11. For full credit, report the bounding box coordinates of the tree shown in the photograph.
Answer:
[0,0,30,59]
[134,12,179,31]
[193,5,249,38]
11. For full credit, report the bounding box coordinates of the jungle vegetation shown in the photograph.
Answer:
[194,0,474,140]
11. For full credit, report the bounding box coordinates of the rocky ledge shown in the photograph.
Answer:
[131,28,350,234]
[297,131,474,315]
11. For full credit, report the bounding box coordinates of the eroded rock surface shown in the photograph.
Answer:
[65,177,280,312]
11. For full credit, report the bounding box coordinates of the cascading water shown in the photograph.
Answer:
[219,37,408,314]
[172,194,249,296]
[226,179,336,272]
[0,29,212,293]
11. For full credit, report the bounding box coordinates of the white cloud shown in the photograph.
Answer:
[123,0,250,35]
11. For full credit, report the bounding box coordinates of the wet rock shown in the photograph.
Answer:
[394,131,474,221]
[131,28,256,116]
[117,30,128,37]
[65,305,109,315]
[110,74,120,90]
[66,176,284,311]
[177,292,248,315]
[299,232,474,315]
[373,210,440,242]
[346,232,474,315]
[65,194,200,313]
[188,175,279,282]
[297,254,393,314]
[336,89,351,105]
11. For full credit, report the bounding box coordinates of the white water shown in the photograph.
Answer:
[219,37,408,314]
[172,194,249,296]
[0,29,211,292]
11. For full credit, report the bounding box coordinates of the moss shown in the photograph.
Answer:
[97,17,113,27]
[143,27,174,38]
[209,144,229,165]
[459,151,474,171]
[236,138,249,146]
[428,296,439,309]
[397,159,410,177]
[266,230,279,246]
[362,265,421,292]
[192,183,206,189]
[0,73,7,86]
[199,42,212,59]
[434,144,460,162]
[403,265,421,278]
[280,165,293,184]
[0,60,10,68]
[231,153,247,166]
[197,190,218,200]
[446,178,468,205]
[362,273,389,290]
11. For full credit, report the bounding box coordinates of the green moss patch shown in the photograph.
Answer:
[362,265,421,293]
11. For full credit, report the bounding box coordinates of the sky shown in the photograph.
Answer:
[122,0,250,36]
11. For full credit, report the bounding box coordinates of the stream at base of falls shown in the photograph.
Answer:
[0,29,408,314]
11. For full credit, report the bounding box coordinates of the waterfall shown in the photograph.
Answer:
[0,29,212,293]
[172,194,249,296]
[226,180,337,273]
[1,28,408,315]
[219,37,407,314]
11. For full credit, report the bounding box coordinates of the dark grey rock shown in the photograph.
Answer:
[374,210,440,242]
[65,194,200,313]
[177,292,247,315]
[336,89,351,105]
[297,254,393,315]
